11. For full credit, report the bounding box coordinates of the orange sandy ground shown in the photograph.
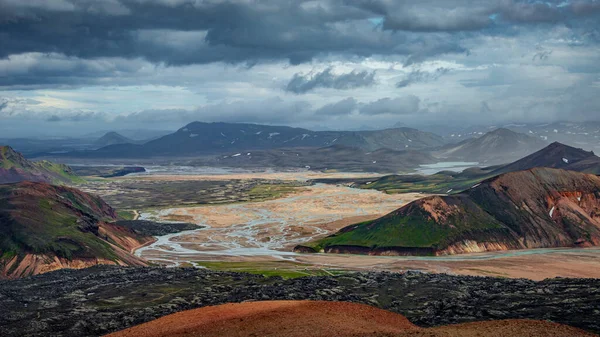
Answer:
[106,301,596,337]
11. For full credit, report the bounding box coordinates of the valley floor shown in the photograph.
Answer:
[77,169,600,281]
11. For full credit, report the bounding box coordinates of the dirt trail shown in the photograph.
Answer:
[106,301,596,337]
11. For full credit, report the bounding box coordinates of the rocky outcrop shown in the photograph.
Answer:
[304,168,600,256]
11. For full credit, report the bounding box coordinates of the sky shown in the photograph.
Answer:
[0,0,599,137]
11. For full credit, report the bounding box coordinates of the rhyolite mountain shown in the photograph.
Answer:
[434,128,548,164]
[298,168,600,256]
[93,132,135,148]
[73,122,446,158]
[190,144,437,173]
[0,145,82,184]
[0,181,152,279]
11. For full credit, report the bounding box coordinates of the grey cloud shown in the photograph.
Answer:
[532,46,553,61]
[396,67,450,88]
[497,1,562,23]
[314,98,357,116]
[353,0,599,32]
[0,53,148,89]
[0,0,468,69]
[359,96,421,115]
[286,68,376,94]
[115,98,315,126]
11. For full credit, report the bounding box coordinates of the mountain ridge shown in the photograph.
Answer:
[64,122,446,158]
[0,145,82,184]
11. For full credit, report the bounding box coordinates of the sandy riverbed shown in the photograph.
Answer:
[137,183,423,260]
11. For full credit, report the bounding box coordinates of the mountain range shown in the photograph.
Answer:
[299,167,600,256]
[427,121,600,154]
[69,122,446,158]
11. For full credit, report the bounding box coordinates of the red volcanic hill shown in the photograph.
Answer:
[106,301,596,337]
[301,167,600,256]
[0,181,152,279]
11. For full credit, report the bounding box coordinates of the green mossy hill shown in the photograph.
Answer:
[0,182,148,273]
[302,168,600,255]
[0,145,83,184]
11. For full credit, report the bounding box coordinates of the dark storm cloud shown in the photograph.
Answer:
[285,68,376,94]
[0,53,147,89]
[396,68,450,88]
[0,0,468,69]
[352,0,600,32]
[3,0,596,88]
[1,0,598,67]
[314,98,357,116]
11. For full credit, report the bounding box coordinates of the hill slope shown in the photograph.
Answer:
[0,182,151,279]
[300,168,600,256]
[435,128,547,164]
[75,122,445,158]
[0,146,82,184]
[106,301,594,337]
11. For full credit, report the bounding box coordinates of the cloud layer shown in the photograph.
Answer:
[0,0,599,136]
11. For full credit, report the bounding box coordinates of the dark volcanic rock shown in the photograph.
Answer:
[115,220,199,236]
[0,266,599,336]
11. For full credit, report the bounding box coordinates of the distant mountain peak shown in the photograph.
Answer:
[494,141,598,175]
[95,132,134,147]
[435,128,547,164]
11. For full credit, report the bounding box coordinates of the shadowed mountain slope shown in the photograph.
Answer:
[435,128,548,164]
